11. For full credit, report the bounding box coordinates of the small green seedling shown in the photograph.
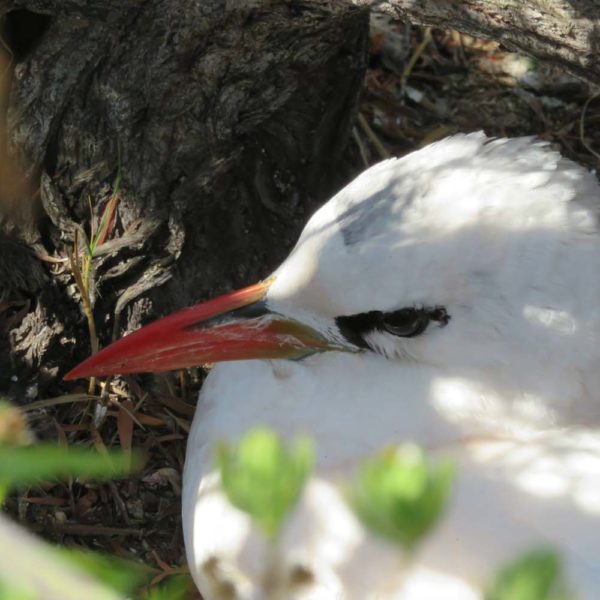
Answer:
[486,548,572,600]
[217,428,314,540]
[349,444,455,551]
[68,144,122,394]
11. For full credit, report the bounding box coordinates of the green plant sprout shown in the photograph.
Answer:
[217,428,315,540]
[0,444,139,505]
[215,429,573,599]
[68,144,122,394]
[349,443,455,551]
[487,548,572,600]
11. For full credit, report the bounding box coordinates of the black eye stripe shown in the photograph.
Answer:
[335,306,450,350]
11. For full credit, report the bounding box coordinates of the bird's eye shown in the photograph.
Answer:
[381,308,430,337]
[335,306,450,350]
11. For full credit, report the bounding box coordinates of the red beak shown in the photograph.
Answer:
[65,281,339,380]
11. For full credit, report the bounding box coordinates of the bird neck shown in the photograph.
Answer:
[191,352,579,474]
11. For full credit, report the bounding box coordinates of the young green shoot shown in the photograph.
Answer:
[349,443,455,552]
[486,548,572,600]
[68,144,122,394]
[217,428,314,541]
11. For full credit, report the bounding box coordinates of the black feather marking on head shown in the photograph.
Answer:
[335,306,450,350]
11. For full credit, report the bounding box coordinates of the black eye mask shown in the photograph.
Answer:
[335,306,450,350]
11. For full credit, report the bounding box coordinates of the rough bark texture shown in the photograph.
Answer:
[0,1,369,396]
[368,0,600,85]
[5,0,600,398]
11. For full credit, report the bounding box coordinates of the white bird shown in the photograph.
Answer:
[67,133,600,599]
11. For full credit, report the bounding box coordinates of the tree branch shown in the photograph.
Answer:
[364,0,600,85]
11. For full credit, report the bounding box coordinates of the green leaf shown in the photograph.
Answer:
[217,428,314,540]
[0,579,36,600]
[487,548,572,600]
[349,444,455,550]
[143,575,191,600]
[0,444,140,489]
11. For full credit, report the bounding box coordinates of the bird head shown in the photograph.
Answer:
[66,133,600,410]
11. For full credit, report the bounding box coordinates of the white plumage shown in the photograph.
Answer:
[181,133,600,599]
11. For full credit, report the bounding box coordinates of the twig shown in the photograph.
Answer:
[155,394,196,418]
[48,522,143,537]
[108,481,130,526]
[358,113,390,160]
[114,398,145,430]
[35,253,68,264]
[178,370,187,403]
[352,126,370,167]
[579,90,600,163]
[401,27,431,92]
[21,394,98,412]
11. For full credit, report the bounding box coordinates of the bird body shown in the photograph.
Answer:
[67,133,600,599]
[184,134,600,599]
[183,358,600,599]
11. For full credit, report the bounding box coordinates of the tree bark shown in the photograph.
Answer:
[0,1,369,395]
[4,0,600,397]
[367,0,600,86]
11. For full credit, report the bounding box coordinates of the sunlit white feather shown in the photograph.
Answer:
[183,133,600,599]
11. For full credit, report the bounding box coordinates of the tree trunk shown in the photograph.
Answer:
[5,0,600,397]
[368,0,600,85]
[0,1,369,396]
